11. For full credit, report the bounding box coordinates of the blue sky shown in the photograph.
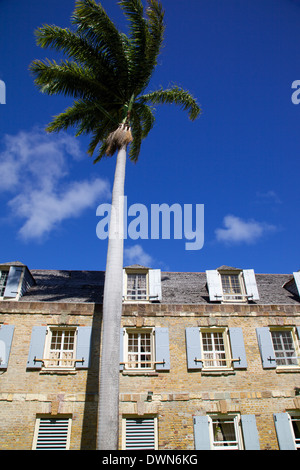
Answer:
[0,0,299,274]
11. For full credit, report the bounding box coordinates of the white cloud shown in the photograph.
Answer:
[0,128,111,240]
[215,215,277,244]
[124,244,154,267]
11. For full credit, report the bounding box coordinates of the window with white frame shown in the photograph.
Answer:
[44,327,77,369]
[290,413,300,449]
[201,328,231,369]
[124,328,154,370]
[208,414,243,450]
[123,417,157,450]
[0,270,9,297]
[33,417,71,450]
[126,272,148,301]
[220,273,246,302]
[270,328,300,367]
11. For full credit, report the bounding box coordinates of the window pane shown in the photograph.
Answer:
[0,271,9,296]
[127,331,152,369]
[127,274,147,300]
[202,332,226,367]
[48,329,76,367]
[212,418,239,449]
[271,331,298,366]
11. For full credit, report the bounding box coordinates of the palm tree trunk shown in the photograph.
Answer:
[97,144,126,450]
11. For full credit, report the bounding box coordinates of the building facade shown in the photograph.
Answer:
[0,261,299,450]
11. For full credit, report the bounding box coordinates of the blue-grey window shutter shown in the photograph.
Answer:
[297,326,300,342]
[256,327,276,369]
[0,325,15,369]
[149,269,162,301]
[4,266,23,298]
[120,328,125,371]
[206,270,223,301]
[229,327,247,369]
[193,415,211,450]
[76,326,92,369]
[27,326,47,369]
[241,415,260,450]
[274,413,295,450]
[155,327,170,370]
[185,327,202,370]
[243,269,260,301]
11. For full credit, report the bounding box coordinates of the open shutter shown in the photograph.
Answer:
[243,269,259,301]
[155,327,170,370]
[293,272,300,296]
[120,327,125,371]
[256,327,276,369]
[27,326,47,369]
[297,326,300,342]
[241,415,260,450]
[206,270,223,301]
[76,326,92,369]
[193,415,211,450]
[0,325,15,369]
[185,327,202,370]
[148,269,162,301]
[4,266,23,298]
[229,327,247,369]
[274,413,295,450]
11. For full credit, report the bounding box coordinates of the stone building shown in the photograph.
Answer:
[0,260,299,450]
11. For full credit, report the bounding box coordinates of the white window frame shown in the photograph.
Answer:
[32,416,72,450]
[124,269,149,302]
[0,270,9,298]
[220,271,247,303]
[123,328,155,370]
[200,328,232,370]
[122,416,158,450]
[270,327,300,369]
[288,411,300,449]
[43,326,77,370]
[208,413,243,450]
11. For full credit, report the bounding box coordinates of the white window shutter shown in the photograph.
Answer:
[122,269,127,299]
[293,272,300,296]
[243,269,259,301]
[4,266,23,298]
[206,270,223,301]
[148,269,162,301]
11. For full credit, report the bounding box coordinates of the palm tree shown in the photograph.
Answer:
[30,0,201,450]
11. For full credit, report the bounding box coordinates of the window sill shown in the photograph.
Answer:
[201,368,236,376]
[122,370,158,376]
[275,367,300,374]
[40,369,77,375]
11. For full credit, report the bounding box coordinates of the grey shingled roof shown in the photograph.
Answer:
[18,269,300,305]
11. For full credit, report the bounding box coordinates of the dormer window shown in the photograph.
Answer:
[127,272,148,301]
[123,266,162,303]
[206,267,259,303]
[0,270,9,297]
[220,272,245,302]
[0,262,35,300]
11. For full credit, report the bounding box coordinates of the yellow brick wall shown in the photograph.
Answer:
[0,301,299,449]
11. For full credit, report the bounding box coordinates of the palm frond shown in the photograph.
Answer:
[30,58,114,102]
[139,85,201,121]
[72,0,128,87]
[34,24,117,86]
